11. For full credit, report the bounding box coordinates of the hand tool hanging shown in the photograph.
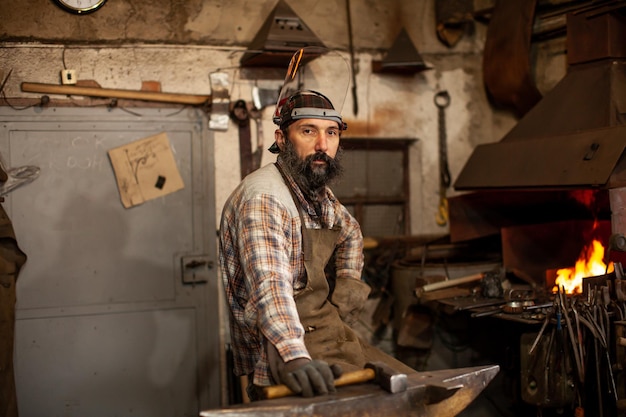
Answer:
[249,108,264,172]
[208,71,231,131]
[230,99,253,179]
[346,0,358,115]
[558,286,584,385]
[434,91,451,226]
[250,85,278,173]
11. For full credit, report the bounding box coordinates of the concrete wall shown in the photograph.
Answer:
[0,0,566,236]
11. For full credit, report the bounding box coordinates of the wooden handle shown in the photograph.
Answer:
[420,273,483,293]
[334,368,375,387]
[263,367,375,399]
[21,82,211,105]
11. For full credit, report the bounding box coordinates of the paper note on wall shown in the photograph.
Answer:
[108,132,184,208]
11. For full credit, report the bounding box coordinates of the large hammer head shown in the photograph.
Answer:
[365,362,408,394]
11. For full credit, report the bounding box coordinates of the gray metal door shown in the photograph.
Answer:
[0,107,220,417]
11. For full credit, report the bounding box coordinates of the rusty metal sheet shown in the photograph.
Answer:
[501,60,626,141]
[454,125,626,190]
[447,189,611,242]
[459,9,626,193]
[567,6,626,66]
[200,365,499,417]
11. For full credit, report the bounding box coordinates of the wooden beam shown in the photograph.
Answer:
[21,82,211,106]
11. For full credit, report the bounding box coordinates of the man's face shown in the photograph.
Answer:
[275,118,343,191]
[276,118,341,160]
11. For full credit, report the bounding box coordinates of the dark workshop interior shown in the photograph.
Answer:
[2,0,626,416]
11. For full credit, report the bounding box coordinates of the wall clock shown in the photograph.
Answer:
[53,0,107,14]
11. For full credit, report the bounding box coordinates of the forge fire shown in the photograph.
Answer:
[552,239,614,295]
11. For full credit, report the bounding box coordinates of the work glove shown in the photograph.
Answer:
[282,358,343,397]
[330,277,371,326]
[267,343,342,397]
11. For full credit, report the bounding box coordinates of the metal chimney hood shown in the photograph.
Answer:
[372,28,431,74]
[455,3,626,191]
[240,0,326,68]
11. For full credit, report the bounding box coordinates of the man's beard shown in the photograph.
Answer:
[281,137,343,195]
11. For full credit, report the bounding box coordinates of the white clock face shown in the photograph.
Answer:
[55,0,107,14]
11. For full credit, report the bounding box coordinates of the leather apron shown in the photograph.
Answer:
[296,222,368,373]
[275,164,415,375]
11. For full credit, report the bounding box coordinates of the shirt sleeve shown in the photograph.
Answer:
[236,193,311,362]
[333,205,365,282]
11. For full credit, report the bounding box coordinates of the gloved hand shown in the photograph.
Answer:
[267,343,342,397]
[330,277,371,326]
[281,359,343,397]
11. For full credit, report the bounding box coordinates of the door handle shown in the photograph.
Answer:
[181,255,212,286]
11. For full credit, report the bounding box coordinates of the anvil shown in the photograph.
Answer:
[200,364,500,417]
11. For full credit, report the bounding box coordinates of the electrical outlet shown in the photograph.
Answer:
[61,69,77,85]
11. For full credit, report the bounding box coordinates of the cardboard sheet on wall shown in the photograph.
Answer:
[108,132,184,208]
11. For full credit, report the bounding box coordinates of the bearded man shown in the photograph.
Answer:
[219,90,414,402]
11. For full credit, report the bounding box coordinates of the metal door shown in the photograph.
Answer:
[0,107,220,417]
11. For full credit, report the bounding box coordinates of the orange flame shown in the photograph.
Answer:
[553,239,613,295]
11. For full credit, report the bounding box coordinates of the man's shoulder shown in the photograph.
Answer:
[230,164,298,215]
[242,163,279,187]
[241,163,285,195]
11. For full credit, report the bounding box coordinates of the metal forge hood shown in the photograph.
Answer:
[240,0,325,68]
[455,5,626,191]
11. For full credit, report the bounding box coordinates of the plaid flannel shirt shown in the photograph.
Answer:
[219,157,364,386]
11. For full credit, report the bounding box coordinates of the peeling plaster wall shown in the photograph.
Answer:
[0,0,567,237]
